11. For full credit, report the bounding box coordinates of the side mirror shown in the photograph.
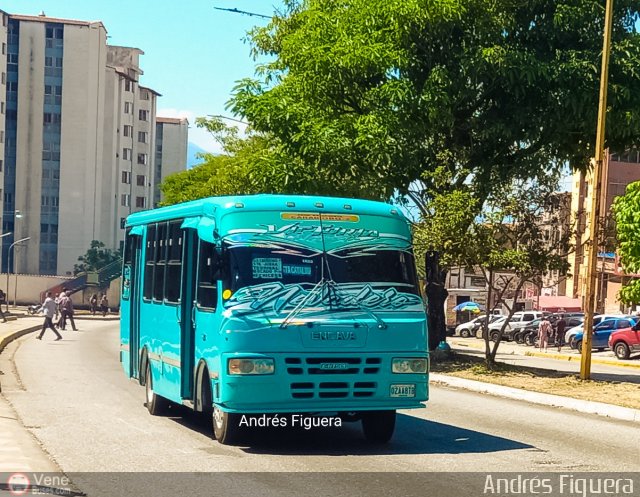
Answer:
[632,322,640,332]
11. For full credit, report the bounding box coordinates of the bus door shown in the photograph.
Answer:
[178,227,198,399]
[123,229,143,379]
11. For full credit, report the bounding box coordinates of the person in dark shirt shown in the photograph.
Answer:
[555,318,567,352]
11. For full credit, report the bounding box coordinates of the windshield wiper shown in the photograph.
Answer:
[325,279,387,329]
[280,278,325,329]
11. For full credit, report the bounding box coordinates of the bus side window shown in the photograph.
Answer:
[153,222,168,301]
[165,221,183,304]
[143,224,156,301]
[197,240,218,311]
[122,227,133,300]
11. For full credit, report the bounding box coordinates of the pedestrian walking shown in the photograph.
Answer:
[100,294,109,317]
[56,291,67,329]
[59,289,78,331]
[555,317,566,352]
[53,292,61,325]
[538,317,551,352]
[36,291,62,341]
[90,293,98,315]
[0,289,7,322]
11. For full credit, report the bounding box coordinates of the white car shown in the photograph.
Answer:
[456,314,502,338]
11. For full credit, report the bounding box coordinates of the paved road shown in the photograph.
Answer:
[1,321,639,495]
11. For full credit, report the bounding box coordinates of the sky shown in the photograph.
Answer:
[1,0,284,154]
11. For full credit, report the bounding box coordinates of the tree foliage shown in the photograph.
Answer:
[160,0,640,345]
[613,181,640,304]
[74,240,121,275]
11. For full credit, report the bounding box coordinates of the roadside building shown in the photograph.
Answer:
[0,10,187,275]
[566,150,640,313]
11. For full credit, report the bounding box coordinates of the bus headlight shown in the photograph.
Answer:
[228,358,275,375]
[392,358,428,374]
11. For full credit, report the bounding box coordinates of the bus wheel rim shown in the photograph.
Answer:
[213,406,224,428]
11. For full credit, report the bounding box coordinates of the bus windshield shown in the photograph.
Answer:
[225,243,420,296]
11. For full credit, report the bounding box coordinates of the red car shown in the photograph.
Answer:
[608,321,640,360]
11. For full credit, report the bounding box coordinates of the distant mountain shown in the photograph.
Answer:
[187,142,210,169]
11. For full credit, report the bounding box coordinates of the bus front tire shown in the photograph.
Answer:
[213,406,241,445]
[361,410,396,443]
[145,362,170,415]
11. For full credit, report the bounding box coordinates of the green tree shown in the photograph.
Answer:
[74,240,121,275]
[226,0,640,347]
[163,1,640,346]
[613,181,640,305]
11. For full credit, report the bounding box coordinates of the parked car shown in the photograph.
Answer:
[608,321,640,360]
[477,316,507,339]
[487,311,546,342]
[572,317,638,353]
[564,314,626,345]
[456,314,501,338]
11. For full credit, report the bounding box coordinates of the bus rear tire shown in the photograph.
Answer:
[145,362,170,415]
[213,406,241,445]
[362,410,396,443]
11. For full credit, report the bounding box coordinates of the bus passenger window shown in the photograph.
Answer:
[197,241,218,310]
[165,221,183,304]
[143,224,156,301]
[153,222,167,301]
[122,227,133,300]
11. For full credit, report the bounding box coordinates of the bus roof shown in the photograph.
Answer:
[125,194,407,226]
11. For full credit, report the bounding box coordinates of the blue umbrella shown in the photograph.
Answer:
[453,301,485,312]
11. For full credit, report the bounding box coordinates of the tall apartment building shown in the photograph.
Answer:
[154,117,188,207]
[0,11,187,276]
[566,150,640,312]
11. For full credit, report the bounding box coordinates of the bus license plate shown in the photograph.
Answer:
[390,384,415,398]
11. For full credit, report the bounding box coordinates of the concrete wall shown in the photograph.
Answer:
[14,21,45,274]
[0,272,121,308]
[57,22,107,274]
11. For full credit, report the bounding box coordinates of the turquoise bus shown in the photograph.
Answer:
[120,194,428,444]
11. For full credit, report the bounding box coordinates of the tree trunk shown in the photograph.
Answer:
[425,251,448,351]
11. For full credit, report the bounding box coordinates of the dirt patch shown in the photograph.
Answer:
[431,353,640,410]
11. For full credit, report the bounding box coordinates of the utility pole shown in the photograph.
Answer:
[581,0,614,380]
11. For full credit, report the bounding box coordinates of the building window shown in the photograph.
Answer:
[136,174,146,186]
[140,89,150,100]
[124,102,132,114]
[0,131,3,143]
[123,125,133,137]
[137,131,147,143]
[1,102,4,114]
[121,194,130,207]
[138,109,148,121]
[2,72,6,85]
[45,56,53,67]
[122,148,132,160]
[122,171,131,184]
[0,160,3,172]
[124,79,133,92]
[136,196,147,208]
[1,43,4,55]
[137,153,147,165]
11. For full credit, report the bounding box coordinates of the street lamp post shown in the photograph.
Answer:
[8,236,30,309]
[0,232,12,312]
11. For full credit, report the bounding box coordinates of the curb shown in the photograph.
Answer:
[0,325,41,355]
[431,373,640,423]
[522,349,640,369]
[449,338,640,370]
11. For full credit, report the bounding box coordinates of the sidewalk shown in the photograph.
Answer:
[447,335,640,370]
[0,317,62,472]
